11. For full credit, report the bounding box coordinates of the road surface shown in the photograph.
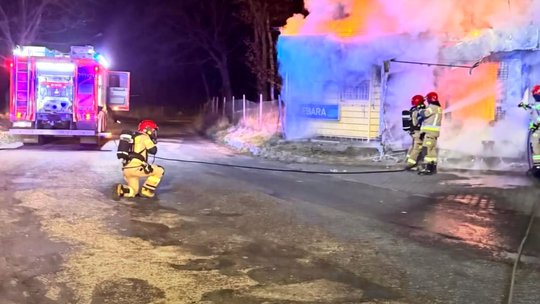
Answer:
[1,121,540,304]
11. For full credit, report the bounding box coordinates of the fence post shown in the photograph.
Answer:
[367,101,372,142]
[222,97,226,116]
[278,95,285,135]
[242,94,246,121]
[231,96,235,118]
[259,94,263,126]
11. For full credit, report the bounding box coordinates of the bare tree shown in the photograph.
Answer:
[158,0,240,100]
[0,0,96,59]
[237,0,299,100]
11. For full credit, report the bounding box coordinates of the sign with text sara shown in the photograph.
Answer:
[298,104,340,120]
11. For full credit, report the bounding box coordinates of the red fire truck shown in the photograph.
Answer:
[7,45,130,145]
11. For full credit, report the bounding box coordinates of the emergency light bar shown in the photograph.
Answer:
[13,46,57,57]
[95,54,110,68]
[35,61,75,72]
[13,45,111,68]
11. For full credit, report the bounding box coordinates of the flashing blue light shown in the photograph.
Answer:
[94,53,110,68]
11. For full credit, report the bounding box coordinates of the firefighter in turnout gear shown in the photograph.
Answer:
[418,91,443,175]
[114,120,165,199]
[519,85,540,174]
[404,95,426,170]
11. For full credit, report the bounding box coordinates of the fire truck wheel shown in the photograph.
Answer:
[22,135,45,145]
[79,136,101,146]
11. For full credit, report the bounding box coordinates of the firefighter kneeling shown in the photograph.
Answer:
[114,120,164,199]
[402,94,426,170]
[418,92,442,175]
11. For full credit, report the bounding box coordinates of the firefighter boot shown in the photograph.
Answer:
[405,165,418,171]
[140,175,162,198]
[419,162,437,175]
[140,188,154,198]
[112,184,132,201]
[430,162,438,175]
[405,163,419,171]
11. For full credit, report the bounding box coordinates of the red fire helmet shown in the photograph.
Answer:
[411,95,425,106]
[532,85,540,96]
[138,120,158,135]
[426,92,439,103]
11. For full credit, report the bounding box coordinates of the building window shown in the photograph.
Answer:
[495,106,505,121]
[340,80,370,102]
[497,61,508,80]
[496,61,508,109]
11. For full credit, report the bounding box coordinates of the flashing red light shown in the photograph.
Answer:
[95,66,98,72]
[9,63,13,67]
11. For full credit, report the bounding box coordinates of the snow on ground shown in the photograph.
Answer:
[199,105,282,153]
[0,114,20,146]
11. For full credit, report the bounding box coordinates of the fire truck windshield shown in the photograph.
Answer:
[36,76,74,113]
[41,84,69,97]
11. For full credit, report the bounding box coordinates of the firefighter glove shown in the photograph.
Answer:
[519,102,531,109]
[143,164,154,174]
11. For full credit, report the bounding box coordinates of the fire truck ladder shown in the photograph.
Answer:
[14,57,31,118]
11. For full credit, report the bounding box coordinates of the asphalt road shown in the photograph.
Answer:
[1,121,540,304]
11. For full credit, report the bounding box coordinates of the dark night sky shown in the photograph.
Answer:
[0,0,304,112]
[92,0,304,110]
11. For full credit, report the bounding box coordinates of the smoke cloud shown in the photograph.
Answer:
[278,0,540,167]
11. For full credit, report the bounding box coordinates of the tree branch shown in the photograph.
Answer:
[0,0,97,58]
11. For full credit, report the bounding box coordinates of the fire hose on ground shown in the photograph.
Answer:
[152,155,405,174]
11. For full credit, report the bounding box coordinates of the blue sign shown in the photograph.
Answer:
[298,104,340,120]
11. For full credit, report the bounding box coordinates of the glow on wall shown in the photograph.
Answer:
[437,62,499,122]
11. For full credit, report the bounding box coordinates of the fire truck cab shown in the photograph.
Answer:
[8,45,130,145]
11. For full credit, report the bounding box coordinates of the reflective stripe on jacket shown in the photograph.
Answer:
[420,104,442,135]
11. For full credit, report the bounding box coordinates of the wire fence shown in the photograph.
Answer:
[203,94,286,134]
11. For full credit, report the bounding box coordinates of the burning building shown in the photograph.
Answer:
[277,0,540,168]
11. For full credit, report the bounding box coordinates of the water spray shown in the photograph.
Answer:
[442,86,502,114]
[389,59,482,75]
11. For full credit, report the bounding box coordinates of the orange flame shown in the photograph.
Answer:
[437,63,499,122]
[282,0,532,39]
[282,0,397,37]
